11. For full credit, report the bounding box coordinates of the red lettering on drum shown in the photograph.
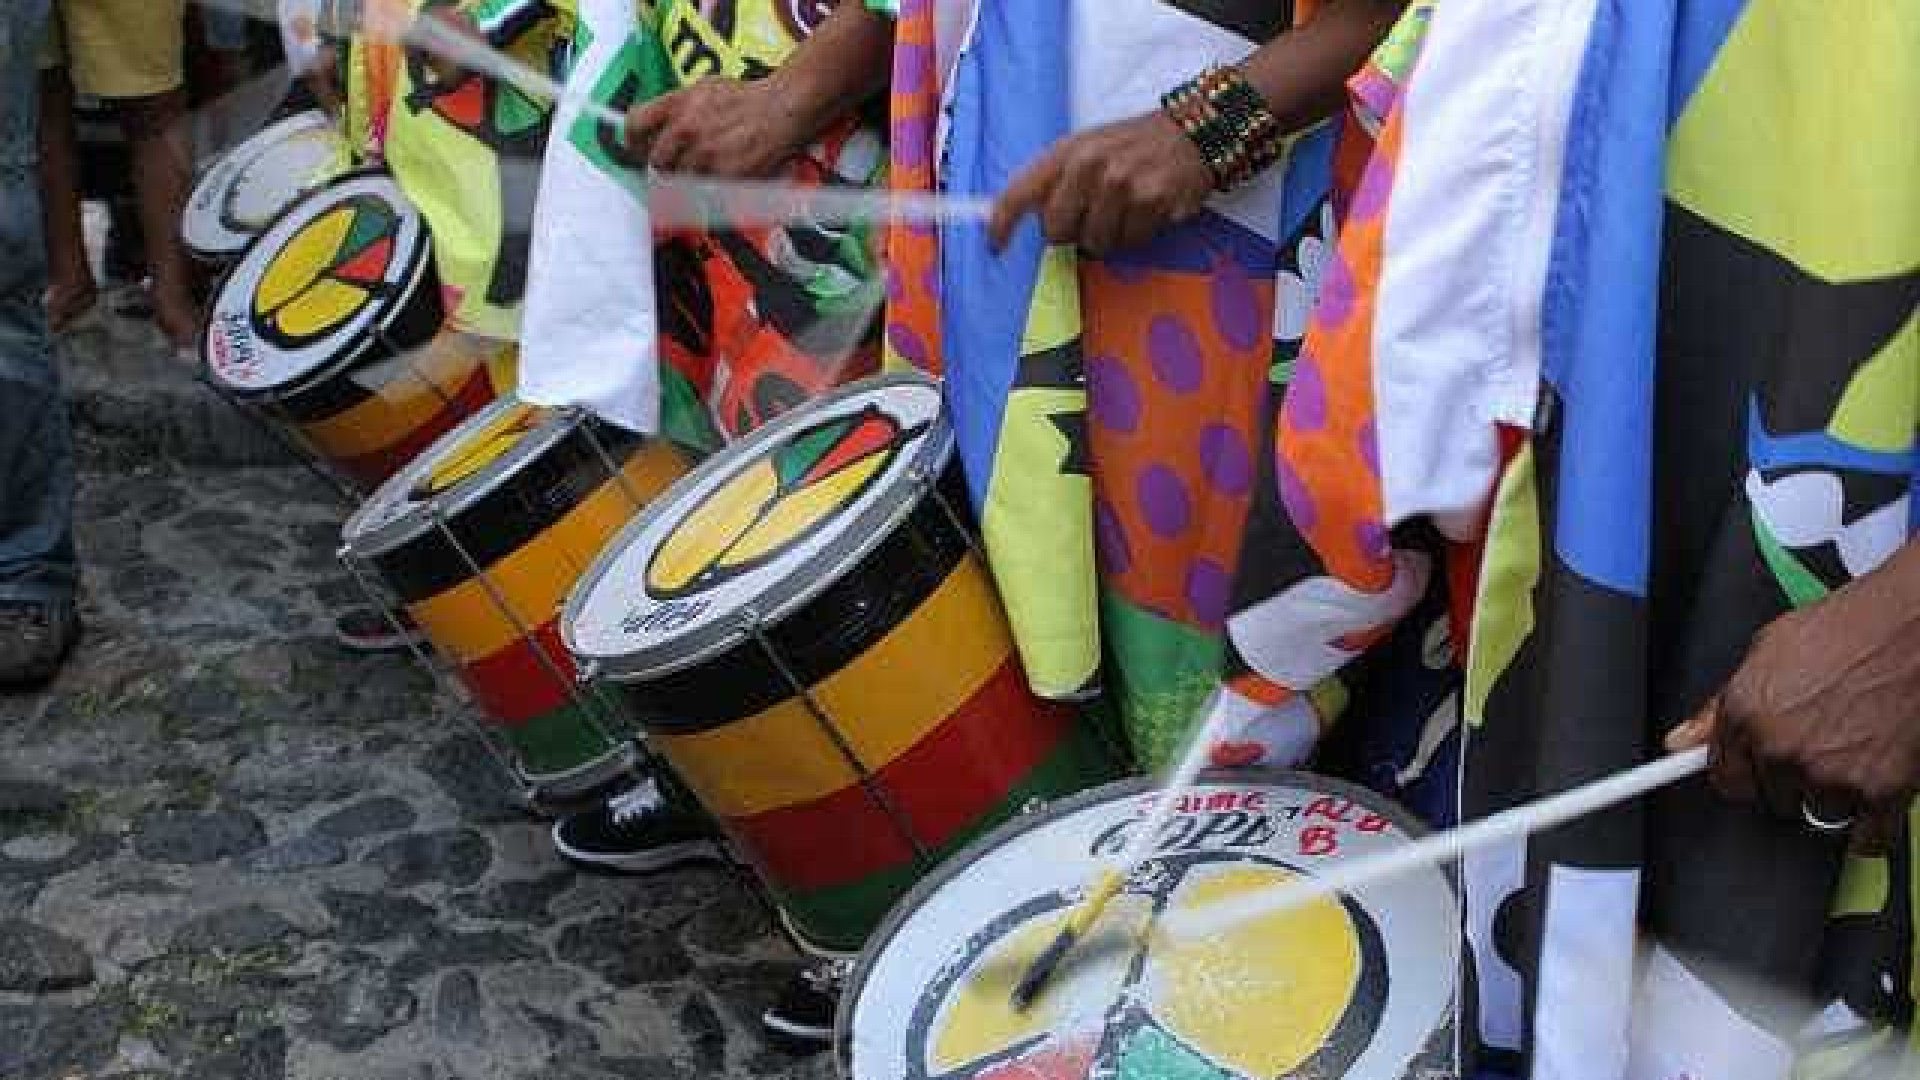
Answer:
[1357,813,1389,833]
[1304,797,1358,824]
[1299,826,1338,857]
[1204,791,1236,812]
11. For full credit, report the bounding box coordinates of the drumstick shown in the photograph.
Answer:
[1011,695,1234,1010]
[1165,746,1710,942]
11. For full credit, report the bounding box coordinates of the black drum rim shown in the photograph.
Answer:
[562,370,956,684]
[201,168,434,403]
[833,768,1452,1078]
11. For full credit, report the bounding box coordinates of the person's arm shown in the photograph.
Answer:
[989,0,1407,254]
[624,1,892,177]
[1668,538,1920,851]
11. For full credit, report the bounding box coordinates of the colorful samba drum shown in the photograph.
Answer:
[203,171,503,490]
[340,397,692,802]
[564,373,1119,955]
[184,110,342,264]
[843,773,1461,1080]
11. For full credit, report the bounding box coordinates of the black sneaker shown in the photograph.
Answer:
[0,598,80,692]
[761,963,843,1049]
[332,605,421,653]
[551,777,727,874]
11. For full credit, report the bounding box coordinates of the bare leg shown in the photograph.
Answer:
[118,89,197,351]
[37,67,95,332]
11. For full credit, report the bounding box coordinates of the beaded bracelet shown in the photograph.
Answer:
[1160,65,1290,193]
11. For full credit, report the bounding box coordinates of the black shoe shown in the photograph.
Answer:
[761,963,842,1049]
[0,598,80,692]
[332,605,421,653]
[551,777,727,874]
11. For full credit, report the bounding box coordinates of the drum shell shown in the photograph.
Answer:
[602,468,1119,955]
[360,419,692,782]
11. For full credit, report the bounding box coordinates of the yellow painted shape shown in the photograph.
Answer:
[1465,444,1540,727]
[1829,315,1919,455]
[298,334,505,457]
[648,460,780,596]
[1667,1,1920,281]
[256,203,352,314]
[656,558,1014,817]
[406,444,688,661]
[1020,246,1082,356]
[1146,864,1360,1078]
[1831,854,1889,918]
[723,451,888,569]
[928,894,1151,1074]
[274,278,374,340]
[423,403,543,498]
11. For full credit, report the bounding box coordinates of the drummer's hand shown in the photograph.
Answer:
[1666,540,1920,853]
[988,111,1214,256]
[624,77,809,179]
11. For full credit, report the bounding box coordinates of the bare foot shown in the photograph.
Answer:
[45,282,99,334]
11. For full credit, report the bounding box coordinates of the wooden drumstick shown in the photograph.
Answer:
[1165,746,1710,941]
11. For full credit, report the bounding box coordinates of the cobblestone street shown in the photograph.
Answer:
[0,315,832,1080]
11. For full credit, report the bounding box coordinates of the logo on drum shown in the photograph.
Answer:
[211,312,261,383]
[903,849,1389,1080]
[624,597,712,638]
[643,404,918,602]
[251,193,398,349]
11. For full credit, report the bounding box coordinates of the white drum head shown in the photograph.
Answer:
[204,171,429,399]
[184,110,341,261]
[564,372,951,680]
[843,773,1460,1080]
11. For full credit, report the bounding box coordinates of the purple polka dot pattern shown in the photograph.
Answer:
[1094,499,1132,575]
[1351,156,1394,220]
[921,262,942,302]
[1355,518,1389,562]
[1284,355,1328,432]
[1147,315,1203,395]
[1137,464,1193,538]
[1209,262,1263,351]
[887,322,928,368]
[1317,252,1355,326]
[1277,457,1317,531]
[892,117,929,170]
[1087,355,1141,433]
[885,267,904,304]
[1184,558,1232,626]
[1198,423,1252,497]
[1357,419,1380,478]
[893,42,931,95]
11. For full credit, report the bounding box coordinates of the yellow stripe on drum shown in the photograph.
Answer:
[299,336,513,460]
[405,444,687,662]
[655,558,1014,818]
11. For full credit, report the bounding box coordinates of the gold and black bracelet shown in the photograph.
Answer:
[1161,65,1290,193]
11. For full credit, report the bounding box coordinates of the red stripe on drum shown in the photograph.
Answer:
[459,618,578,726]
[328,366,497,488]
[724,659,1075,892]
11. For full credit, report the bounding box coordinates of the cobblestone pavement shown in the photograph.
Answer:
[1,320,835,1080]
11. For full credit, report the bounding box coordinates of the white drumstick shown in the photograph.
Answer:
[1164,746,1711,940]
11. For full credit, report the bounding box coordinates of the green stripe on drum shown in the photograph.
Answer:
[759,726,1119,954]
[502,695,624,784]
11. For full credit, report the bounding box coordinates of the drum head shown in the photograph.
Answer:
[842,772,1459,1080]
[204,170,430,400]
[184,110,341,261]
[341,395,579,559]
[565,372,952,680]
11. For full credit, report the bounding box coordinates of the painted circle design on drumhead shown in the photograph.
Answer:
[566,375,946,676]
[343,397,568,551]
[184,110,340,259]
[205,173,425,398]
[845,775,1459,1080]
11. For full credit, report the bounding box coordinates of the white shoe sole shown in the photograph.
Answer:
[760,1012,834,1044]
[551,834,727,874]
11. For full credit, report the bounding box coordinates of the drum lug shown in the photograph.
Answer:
[1019,797,1047,817]
[576,658,601,685]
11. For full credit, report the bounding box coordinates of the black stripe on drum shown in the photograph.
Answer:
[612,469,976,731]
[371,422,647,604]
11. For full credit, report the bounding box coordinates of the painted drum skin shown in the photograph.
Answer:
[343,398,691,785]
[203,171,504,490]
[565,374,1121,955]
[842,772,1463,1080]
